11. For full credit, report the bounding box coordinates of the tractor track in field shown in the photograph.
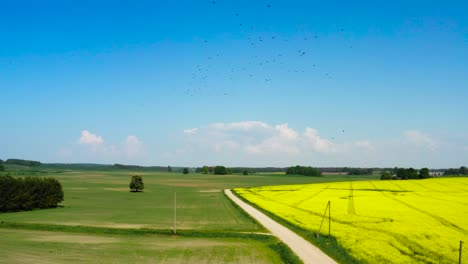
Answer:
[347,182,356,215]
[293,185,329,206]
[225,189,337,264]
[404,181,468,205]
[369,182,467,235]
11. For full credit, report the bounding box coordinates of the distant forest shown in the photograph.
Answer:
[0,159,466,176]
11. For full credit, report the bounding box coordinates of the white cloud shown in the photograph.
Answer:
[181,121,343,156]
[403,130,437,151]
[303,128,336,153]
[355,140,375,151]
[276,123,299,140]
[245,123,300,154]
[124,136,144,157]
[78,130,103,146]
[183,128,198,134]
[75,130,144,160]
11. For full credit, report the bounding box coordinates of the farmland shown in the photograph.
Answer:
[0,169,375,230]
[0,167,376,263]
[235,178,468,263]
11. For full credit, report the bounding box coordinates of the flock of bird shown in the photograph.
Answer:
[182,2,353,97]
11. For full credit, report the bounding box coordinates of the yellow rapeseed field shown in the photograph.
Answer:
[235,178,468,263]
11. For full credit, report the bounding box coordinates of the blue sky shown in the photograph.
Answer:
[1,0,467,168]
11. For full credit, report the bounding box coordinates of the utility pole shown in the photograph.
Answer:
[173,191,177,235]
[328,201,331,236]
[316,200,331,238]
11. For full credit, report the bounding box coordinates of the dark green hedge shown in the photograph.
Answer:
[5,159,41,167]
[0,176,63,212]
[286,166,321,176]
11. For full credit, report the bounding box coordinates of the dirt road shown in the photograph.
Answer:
[225,189,337,264]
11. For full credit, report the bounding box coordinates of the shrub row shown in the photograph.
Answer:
[286,165,321,176]
[0,176,63,212]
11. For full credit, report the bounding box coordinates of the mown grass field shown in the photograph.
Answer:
[235,178,468,264]
[0,167,377,263]
[0,228,286,264]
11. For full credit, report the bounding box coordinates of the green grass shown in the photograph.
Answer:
[0,227,286,264]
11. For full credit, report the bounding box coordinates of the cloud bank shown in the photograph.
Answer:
[75,130,144,159]
[55,122,465,168]
[174,121,375,166]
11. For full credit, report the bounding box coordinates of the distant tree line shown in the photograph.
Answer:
[319,167,374,175]
[195,166,287,174]
[5,159,41,167]
[229,167,256,174]
[380,168,431,180]
[231,167,286,173]
[0,176,64,212]
[0,159,4,172]
[113,164,169,171]
[195,166,233,175]
[286,166,321,177]
[342,167,374,175]
[444,166,468,176]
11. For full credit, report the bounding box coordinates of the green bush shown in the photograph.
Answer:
[183,168,189,174]
[0,176,63,212]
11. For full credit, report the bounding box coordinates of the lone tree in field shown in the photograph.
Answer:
[183,168,189,174]
[129,175,144,192]
[242,170,249,175]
